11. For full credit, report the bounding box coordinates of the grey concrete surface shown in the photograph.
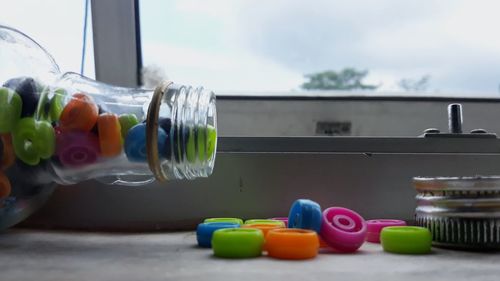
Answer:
[0,229,499,281]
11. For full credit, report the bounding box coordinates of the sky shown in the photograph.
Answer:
[2,1,500,95]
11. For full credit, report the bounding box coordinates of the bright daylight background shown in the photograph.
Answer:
[2,1,500,95]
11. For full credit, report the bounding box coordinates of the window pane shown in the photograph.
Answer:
[140,0,500,96]
[0,0,95,79]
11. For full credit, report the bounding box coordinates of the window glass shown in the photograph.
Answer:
[140,0,500,96]
[0,0,95,78]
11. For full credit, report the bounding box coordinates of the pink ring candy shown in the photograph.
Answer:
[56,131,100,167]
[320,207,367,253]
[269,217,288,227]
[366,219,407,243]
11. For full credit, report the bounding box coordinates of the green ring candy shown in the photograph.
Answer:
[119,114,139,139]
[244,219,286,227]
[12,117,55,166]
[186,125,217,163]
[380,226,432,254]
[212,228,264,258]
[0,87,22,133]
[204,218,244,225]
[49,88,67,122]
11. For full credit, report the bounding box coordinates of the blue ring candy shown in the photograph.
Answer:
[288,199,322,233]
[196,222,240,248]
[124,123,167,162]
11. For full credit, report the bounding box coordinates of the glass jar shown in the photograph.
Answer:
[0,25,217,230]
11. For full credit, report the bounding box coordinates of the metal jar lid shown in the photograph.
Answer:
[414,176,500,250]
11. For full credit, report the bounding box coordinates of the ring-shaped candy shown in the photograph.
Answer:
[212,228,264,258]
[118,114,139,139]
[269,217,288,227]
[12,118,55,166]
[380,226,432,254]
[49,88,67,122]
[0,87,22,133]
[244,219,285,227]
[366,219,407,243]
[196,222,240,248]
[56,131,100,167]
[1,134,15,170]
[320,207,367,253]
[288,199,322,232]
[59,93,98,132]
[124,123,167,162]
[266,229,319,260]
[0,171,11,199]
[97,113,122,157]
[241,223,284,238]
[204,218,243,225]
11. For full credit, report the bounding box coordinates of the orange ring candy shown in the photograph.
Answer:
[0,171,12,199]
[1,134,15,170]
[266,229,319,260]
[59,93,98,132]
[241,223,284,237]
[242,223,285,251]
[97,113,122,157]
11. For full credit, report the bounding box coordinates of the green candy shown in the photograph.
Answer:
[49,88,67,122]
[212,228,264,258]
[380,226,432,255]
[12,117,55,166]
[186,125,217,163]
[0,87,22,133]
[204,218,244,225]
[119,114,139,138]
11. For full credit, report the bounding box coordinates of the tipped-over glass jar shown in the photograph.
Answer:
[0,25,217,230]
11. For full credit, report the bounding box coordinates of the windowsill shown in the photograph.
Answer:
[1,228,497,280]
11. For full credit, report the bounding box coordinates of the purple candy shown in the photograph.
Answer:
[56,131,100,167]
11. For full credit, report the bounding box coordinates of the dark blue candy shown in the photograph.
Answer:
[196,222,240,248]
[124,123,167,162]
[288,199,322,233]
[3,77,40,117]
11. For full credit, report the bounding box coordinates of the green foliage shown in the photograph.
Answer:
[301,68,378,91]
[398,75,431,92]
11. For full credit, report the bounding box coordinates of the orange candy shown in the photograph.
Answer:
[1,134,15,170]
[59,93,98,132]
[0,171,11,199]
[265,229,319,260]
[97,113,122,157]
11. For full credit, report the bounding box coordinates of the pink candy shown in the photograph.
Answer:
[320,207,367,253]
[56,131,100,167]
[366,219,407,243]
[269,217,288,227]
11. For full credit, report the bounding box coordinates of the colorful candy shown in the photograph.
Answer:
[380,226,432,254]
[97,113,122,157]
[11,118,55,166]
[266,229,319,260]
[196,222,240,248]
[49,88,66,122]
[1,134,15,170]
[118,114,139,139]
[59,93,98,132]
[366,219,407,243]
[244,219,286,227]
[204,218,243,225]
[0,87,22,133]
[124,123,167,162]
[0,171,11,199]
[56,131,100,167]
[2,77,40,117]
[212,228,264,258]
[320,207,367,252]
[288,199,322,233]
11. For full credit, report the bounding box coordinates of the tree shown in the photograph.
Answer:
[301,68,378,91]
[398,75,430,92]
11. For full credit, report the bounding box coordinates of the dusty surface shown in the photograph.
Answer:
[0,229,499,281]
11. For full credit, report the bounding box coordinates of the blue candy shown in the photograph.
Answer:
[124,123,167,162]
[288,199,322,233]
[196,222,240,248]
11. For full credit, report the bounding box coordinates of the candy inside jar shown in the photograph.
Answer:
[0,25,217,230]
